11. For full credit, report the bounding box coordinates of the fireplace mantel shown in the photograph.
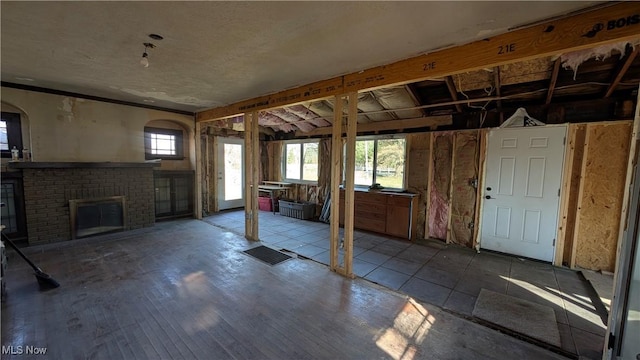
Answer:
[8,161,161,169]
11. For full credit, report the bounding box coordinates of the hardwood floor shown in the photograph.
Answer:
[2,219,567,359]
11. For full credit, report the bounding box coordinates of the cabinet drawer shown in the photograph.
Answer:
[355,202,386,215]
[387,195,412,207]
[354,217,386,233]
[354,191,386,205]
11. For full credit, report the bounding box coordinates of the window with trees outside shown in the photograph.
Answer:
[283,141,319,182]
[349,136,406,190]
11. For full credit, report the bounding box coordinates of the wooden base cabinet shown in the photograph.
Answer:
[339,190,417,239]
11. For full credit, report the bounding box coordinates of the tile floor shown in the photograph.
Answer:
[204,209,612,359]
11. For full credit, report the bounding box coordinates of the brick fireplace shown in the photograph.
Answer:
[8,162,157,245]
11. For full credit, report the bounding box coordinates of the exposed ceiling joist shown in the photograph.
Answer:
[196,3,640,122]
[404,84,427,117]
[604,46,639,98]
[295,115,452,137]
[444,76,463,113]
[546,58,562,105]
[493,66,503,123]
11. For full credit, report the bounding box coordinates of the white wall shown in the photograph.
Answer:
[1,87,195,170]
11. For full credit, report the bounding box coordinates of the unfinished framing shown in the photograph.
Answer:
[194,3,640,277]
[197,3,640,122]
[244,112,260,241]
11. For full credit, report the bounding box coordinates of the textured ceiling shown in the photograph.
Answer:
[1,1,602,113]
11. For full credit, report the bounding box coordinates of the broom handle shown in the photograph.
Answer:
[1,231,43,273]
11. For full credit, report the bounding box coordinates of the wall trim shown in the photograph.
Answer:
[1,82,195,116]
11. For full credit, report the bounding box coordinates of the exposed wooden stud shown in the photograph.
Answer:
[212,136,220,213]
[472,129,488,250]
[251,111,260,239]
[295,115,452,137]
[244,112,259,241]
[615,85,640,247]
[194,122,203,220]
[203,132,211,213]
[446,133,457,244]
[424,132,434,239]
[329,96,344,272]
[445,76,464,113]
[493,67,503,124]
[604,46,639,98]
[555,124,577,266]
[546,58,562,105]
[570,126,590,268]
[197,3,640,122]
[342,92,358,278]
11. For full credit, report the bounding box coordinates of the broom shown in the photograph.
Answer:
[1,232,60,290]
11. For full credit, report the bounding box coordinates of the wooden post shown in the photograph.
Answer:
[342,92,357,277]
[446,133,457,244]
[472,129,488,250]
[194,121,203,220]
[570,125,591,268]
[330,96,344,272]
[212,136,220,213]
[251,111,260,239]
[244,112,260,241]
[424,132,434,239]
[555,124,577,266]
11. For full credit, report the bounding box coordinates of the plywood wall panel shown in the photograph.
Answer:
[428,132,453,240]
[449,131,479,247]
[574,122,632,272]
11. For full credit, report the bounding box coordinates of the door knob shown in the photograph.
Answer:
[485,195,492,199]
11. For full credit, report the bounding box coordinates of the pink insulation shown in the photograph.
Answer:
[292,121,315,133]
[428,132,453,240]
[259,112,287,126]
[428,187,450,240]
[269,108,302,123]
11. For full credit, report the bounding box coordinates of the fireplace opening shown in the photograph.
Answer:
[69,196,126,239]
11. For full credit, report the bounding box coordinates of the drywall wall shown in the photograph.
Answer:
[0,87,194,168]
[573,121,632,272]
[449,131,478,247]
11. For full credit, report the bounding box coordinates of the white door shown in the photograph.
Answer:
[217,138,244,210]
[480,125,566,262]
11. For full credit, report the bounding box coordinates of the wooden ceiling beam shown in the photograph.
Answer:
[197,3,640,122]
[604,46,639,98]
[294,115,452,137]
[546,58,562,105]
[444,76,464,113]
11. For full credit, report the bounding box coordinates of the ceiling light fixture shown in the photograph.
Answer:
[140,42,155,68]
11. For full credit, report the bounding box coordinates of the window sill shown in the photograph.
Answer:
[145,155,185,161]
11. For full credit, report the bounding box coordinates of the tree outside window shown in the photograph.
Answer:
[284,141,319,182]
[350,136,406,189]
